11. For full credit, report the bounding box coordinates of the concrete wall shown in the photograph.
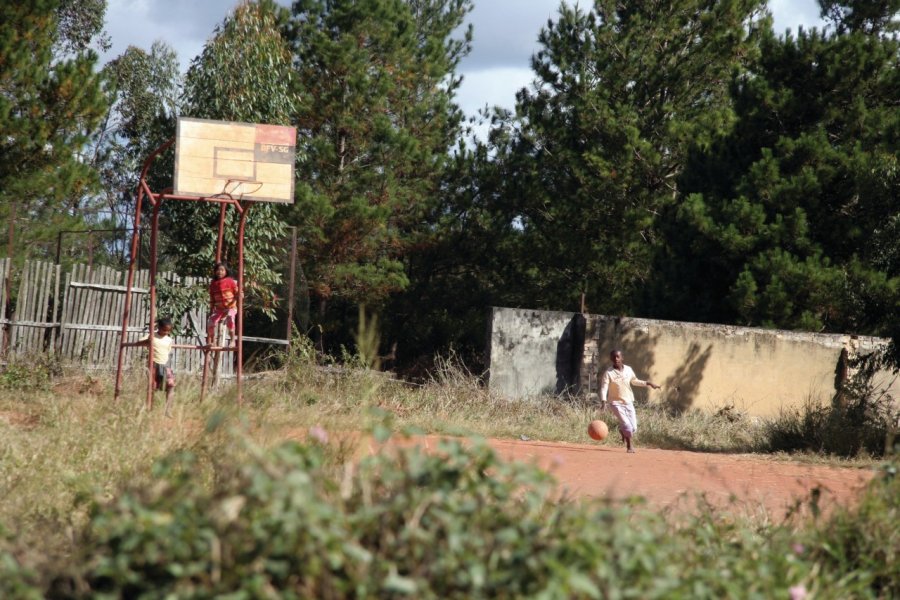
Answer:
[487,307,899,417]
[485,308,585,397]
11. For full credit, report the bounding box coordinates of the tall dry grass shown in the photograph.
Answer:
[2,339,889,573]
[1,357,897,598]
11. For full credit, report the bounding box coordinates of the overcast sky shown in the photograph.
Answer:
[101,0,826,128]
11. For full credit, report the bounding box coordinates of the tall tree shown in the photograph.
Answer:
[283,0,472,338]
[654,2,899,335]
[164,0,297,316]
[92,41,182,264]
[0,0,109,264]
[384,135,530,369]
[819,0,900,34]
[480,0,767,316]
[55,0,111,58]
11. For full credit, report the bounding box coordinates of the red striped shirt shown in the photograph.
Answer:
[209,277,238,309]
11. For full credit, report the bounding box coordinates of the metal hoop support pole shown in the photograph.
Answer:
[216,203,227,262]
[115,138,250,410]
[114,138,173,401]
[145,201,162,410]
[236,201,251,406]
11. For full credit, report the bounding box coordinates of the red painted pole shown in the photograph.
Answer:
[146,201,161,411]
[216,203,227,262]
[236,202,251,406]
[286,227,297,342]
[115,138,173,401]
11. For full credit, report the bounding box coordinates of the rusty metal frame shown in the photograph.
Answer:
[114,137,251,407]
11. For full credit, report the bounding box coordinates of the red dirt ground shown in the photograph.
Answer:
[367,434,875,520]
[2,399,872,520]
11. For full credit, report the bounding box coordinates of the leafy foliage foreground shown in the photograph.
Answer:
[1,420,896,599]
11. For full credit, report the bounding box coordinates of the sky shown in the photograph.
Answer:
[100,0,826,130]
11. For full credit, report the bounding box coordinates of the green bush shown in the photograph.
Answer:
[0,356,58,392]
[0,530,42,599]
[806,456,900,598]
[766,388,897,458]
[34,429,897,599]
[58,437,618,598]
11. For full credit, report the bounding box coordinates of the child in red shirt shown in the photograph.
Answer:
[207,262,239,347]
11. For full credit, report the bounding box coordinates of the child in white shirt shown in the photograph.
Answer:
[141,317,176,416]
[600,349,660,453]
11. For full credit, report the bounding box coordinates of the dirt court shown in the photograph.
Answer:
[3,402,871,521]
[377,434,875,520]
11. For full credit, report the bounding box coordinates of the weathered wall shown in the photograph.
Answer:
[488,307,899,416]
[486,308,586,398]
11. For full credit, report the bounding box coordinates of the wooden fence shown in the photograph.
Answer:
[0,260,286,375]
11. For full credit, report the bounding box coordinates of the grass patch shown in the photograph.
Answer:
[765,391,898,458]
[0,353,898,597]
[242,351,888,466]
[0,403,897,598]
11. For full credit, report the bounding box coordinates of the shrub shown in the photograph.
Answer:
[0,356,59,392]
[57,436,614,598]
[0,529,42,599]
[805,453,900,598]
[766,387,897,458]
[38,429,895,599]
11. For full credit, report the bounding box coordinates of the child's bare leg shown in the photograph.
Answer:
[164,385,174,417]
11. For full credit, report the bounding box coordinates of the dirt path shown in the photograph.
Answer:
[3,404,872,521]
[374,434,875,520]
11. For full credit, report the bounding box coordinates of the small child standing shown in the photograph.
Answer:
[142,317,176,416]
[207,261,239,347]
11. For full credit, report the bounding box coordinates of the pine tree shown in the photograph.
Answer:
[283,0,472,331]
[0,0,109,263]
[484,0,766,315]
[657,3,899,335]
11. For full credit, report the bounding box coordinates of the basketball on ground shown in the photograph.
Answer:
[588,419,608,441]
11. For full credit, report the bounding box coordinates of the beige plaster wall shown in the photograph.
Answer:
[582,315,898,417]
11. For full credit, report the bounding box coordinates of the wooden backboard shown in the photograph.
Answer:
[174,117,296,204]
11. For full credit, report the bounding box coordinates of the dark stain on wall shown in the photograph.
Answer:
[555,313,586,395]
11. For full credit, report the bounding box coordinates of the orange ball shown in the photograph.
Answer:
[588,419,609,441]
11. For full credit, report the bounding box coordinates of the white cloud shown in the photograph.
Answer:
[102,0,244,68]
[769,0,826,34]
[456,67,534,116]
[459,0,563,71]
[100,0,827,131]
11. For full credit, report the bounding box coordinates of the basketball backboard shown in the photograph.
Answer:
[174,117,296,203]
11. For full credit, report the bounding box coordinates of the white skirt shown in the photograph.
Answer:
[609,403,637,436]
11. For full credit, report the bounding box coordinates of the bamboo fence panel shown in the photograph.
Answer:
[68,264,90,363]
[57,268,72,359]
[6,261,57,356]
[39,261,55,351]
[95,266,116,366]
[123,269,150,369]
[7,262,25,353]
[2,260,267,378]
[8,261,29,353]
[0,259,8,309]
[50,263,61,352]
[0,258,8,356]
